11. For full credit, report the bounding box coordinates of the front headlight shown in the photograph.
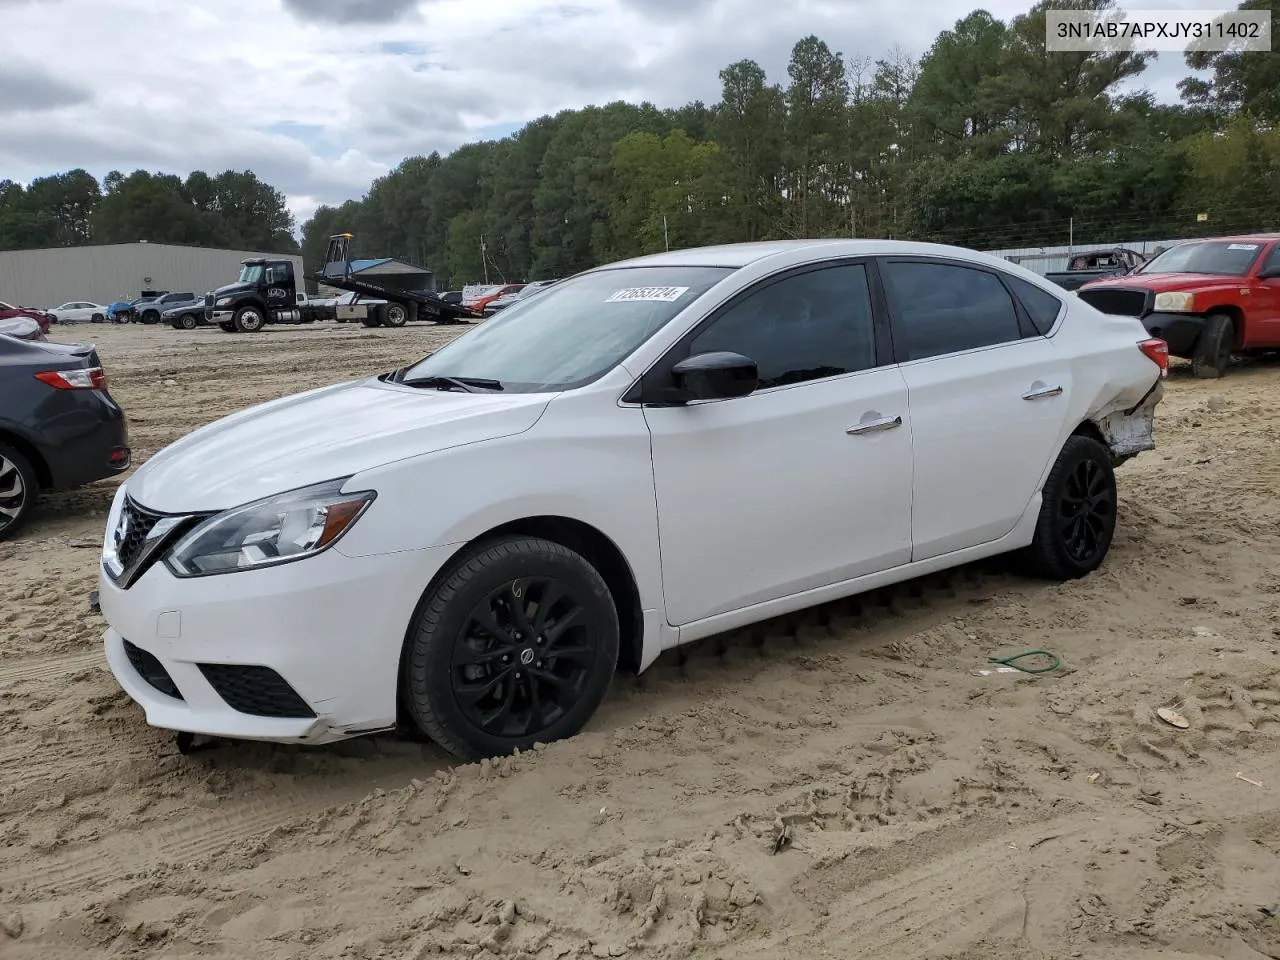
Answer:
[215,297,234,307]
[164,478,375,577]
[1153,291,1195,312]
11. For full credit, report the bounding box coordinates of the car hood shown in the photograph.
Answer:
[212,282,254,298]
[125,377,552,513]
[1080,272,1247,292]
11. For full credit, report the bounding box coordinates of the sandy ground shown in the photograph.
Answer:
[3,320,1280,960]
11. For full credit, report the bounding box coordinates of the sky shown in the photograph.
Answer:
[1,0,1212,228]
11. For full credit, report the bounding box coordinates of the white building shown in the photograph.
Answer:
[0,241,305,309]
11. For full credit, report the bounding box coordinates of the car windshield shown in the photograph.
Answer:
[400,265,734,393]
[239,264,264,283]
[1137,241,1265,277]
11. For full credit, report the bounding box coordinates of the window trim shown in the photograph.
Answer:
[876,255,1045,365]
[999,271,1066,338]
[623,256,895,406]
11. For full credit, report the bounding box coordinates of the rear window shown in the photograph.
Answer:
[1003,274,1064,336]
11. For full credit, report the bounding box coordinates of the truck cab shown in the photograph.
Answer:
[205,258,312,333]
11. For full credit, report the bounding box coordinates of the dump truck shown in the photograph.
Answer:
[204,234,475,332]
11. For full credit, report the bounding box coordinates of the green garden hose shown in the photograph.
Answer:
[986,649,1062,674]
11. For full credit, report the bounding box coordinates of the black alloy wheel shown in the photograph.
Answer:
[402,535,619,760]
[452,577,596,738]
[1059,456,1114,565]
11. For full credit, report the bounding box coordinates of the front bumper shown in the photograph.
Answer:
[205,309,233,324]
[1140,312,1204,357]
[99,537,457,744]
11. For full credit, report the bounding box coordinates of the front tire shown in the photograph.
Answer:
[233,306,264,332]
[142,310,160,325]
[402,536,620,761]
[1022,434,1117,580]
[91,313,104,323]
[1190,312,1234,379]
[179,313,197,330]
[0,444,39,543]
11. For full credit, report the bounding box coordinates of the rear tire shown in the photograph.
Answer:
[233,306,265,333]
[1190,312,1234,379]
[0,444,39,543]
[383,302,408,328]
[401,535,620,761]
[1022,434,1117,581]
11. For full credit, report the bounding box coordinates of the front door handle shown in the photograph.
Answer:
[846,415,903,436]
[1022,384,1063,401]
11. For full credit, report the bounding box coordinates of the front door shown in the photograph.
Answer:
[642,260,914,627]
[264,262,296,312]
[878,257,1075,561]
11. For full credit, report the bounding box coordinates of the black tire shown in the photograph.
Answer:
[402,535,620,761]
[0,443,39,543]
[47,314,58,324]
[91,313,104,323]
[1022,434,1117,581]
[1190,312,1234,379]
[142,310,160,325]
[233,305,265,333]
[179,313,197,330]
[218,321,236,333]
[383,302,408,328]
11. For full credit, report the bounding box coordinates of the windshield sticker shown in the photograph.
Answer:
[1227,243,1259,250]
[605,286,690,303]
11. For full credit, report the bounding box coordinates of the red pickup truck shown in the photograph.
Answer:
[1076,234,1280,378]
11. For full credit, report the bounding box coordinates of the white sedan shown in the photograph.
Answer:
[47,301,107,323]
[97,239,1168,760]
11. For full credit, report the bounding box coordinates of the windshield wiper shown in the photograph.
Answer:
[399,374,504,393]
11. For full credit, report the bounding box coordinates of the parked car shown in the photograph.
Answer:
[165,298,210,330]
[46,301,108,324]
[106,300,135,323]
[134,292,197,325]
[0,300,52,334]
[0,317,47,342]
[463,283,524,313]
[1077,234,1280,378]
[483,279,559,314]
[1044,248,1147,291]
[0,335,130,541]
[96,239,1167,761]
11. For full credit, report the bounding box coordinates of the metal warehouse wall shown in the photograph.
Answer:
[987,235,1280,276]
[0,242,305,308]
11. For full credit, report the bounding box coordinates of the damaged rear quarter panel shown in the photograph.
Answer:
[1093,379,1164,461]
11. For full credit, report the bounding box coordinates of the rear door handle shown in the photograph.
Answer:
[846,415,903,436]
[1022,385,1063,400]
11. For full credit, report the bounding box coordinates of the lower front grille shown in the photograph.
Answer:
[1076,286,1152,318]
[123,639,184,700]
[198,664,316,719]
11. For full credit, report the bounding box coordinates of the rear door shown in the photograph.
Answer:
[878,257,1075,562]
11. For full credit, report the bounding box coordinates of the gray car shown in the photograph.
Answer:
[0,334,130,540]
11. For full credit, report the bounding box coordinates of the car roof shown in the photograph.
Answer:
[1168,234,1280,245]
[599,238,1016,271]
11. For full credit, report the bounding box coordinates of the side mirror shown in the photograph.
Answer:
[671,351,759,401]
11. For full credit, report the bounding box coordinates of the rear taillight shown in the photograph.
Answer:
[34,366,107,390]
[1138,338,1169,379]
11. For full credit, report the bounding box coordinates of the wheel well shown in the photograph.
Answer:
[400,516,646,685]
[0,429,51,488]
[1203,305,1243,350]
[1071,420,1106,448]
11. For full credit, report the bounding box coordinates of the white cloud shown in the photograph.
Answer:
[0,0,1209,223]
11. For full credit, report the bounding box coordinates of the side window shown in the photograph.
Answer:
[687,263,878,390]
[1261,244,1280,276]
[881,261,1022,361]
[1002,273,1064,336]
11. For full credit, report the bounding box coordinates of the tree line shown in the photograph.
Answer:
[5,0,1279,290]
[0,168,298,254]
